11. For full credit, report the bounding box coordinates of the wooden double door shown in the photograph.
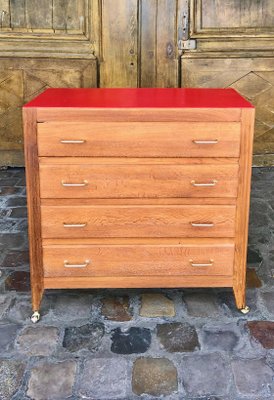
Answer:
[0,0,273,165]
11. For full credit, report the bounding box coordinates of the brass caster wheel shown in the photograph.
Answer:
[31,311,40,323]
[240,306,250,314]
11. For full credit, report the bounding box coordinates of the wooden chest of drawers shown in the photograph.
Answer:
[23,88,254,321]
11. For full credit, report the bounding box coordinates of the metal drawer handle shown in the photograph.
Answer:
[60,140,86,144]
[192,139,218,144]
[64,259,90,268]
[63,223,87,228]
[189,259,214,267]
[191,222,214,227]
[61,180,88,187]
[191,180,217,187]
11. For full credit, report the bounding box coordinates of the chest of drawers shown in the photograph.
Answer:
[23,88,254,322]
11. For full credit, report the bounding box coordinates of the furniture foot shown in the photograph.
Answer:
[31,311,40,323]
[239,305,250,314]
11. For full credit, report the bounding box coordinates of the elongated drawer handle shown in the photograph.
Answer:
[191,222,214,227]
[64,259,90,268]
[63,223,87,228]
[191,180,217,187]
[189,259,214,267]
[192,139,218,144]
[60,140,86,144]
[61,180,88,187]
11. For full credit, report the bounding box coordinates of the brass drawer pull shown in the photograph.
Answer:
[190,259,214,267]
[191,180,217,187]
[192,139,218,144]
[63,223,87,228]
[64,259,90,268]
[191,222,214,227]
[60,140,86,144]
[61,180,88,187]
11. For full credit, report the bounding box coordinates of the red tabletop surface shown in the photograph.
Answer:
[23,88,253,109]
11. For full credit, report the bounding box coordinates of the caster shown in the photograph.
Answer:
[31,311,40,323]
[240,306,250,314]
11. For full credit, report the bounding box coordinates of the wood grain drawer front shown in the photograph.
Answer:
[39,163,239,199]
[37,122,241,157]
[41,205,236,238]
[43,243,235,277]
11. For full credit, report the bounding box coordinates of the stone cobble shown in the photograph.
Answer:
[0,166,273,399]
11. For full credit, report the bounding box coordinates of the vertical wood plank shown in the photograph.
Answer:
[139,0,157,87]
[233,108,255,309]
[100,0,138,87]
[53,0,85,32]
[156,0,178,87]
[23,107,44,311]
[25,0,53,29]
[0,0,10,29]
[10,0,26,29]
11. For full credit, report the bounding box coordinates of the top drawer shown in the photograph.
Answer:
[37,122,241,158]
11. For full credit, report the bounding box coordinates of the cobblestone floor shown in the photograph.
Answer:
[0,167,274,400]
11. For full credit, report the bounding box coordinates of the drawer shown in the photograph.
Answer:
[39,163,239,199]
[41,205,236,238]
[37,122,241,157]
[43,243,234,277]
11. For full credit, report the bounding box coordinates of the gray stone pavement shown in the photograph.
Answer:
[0,166,273,400]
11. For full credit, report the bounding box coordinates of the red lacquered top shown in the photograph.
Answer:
[24,88,253,109]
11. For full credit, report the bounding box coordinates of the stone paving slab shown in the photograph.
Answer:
[0,167,273,399]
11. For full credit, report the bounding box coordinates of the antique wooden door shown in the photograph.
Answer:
[181,0,274,166]
[93,0,182,88]
[0,0,273,165]
[0,0,97,166]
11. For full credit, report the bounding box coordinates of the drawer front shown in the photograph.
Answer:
[41,205,236,238]
[37,122,241,157]
[39,163,239,199]
[43,243,234,277]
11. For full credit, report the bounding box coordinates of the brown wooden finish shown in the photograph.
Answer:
[39,163,239,199]
[36,108,242,123]
[40,205,236,239]
[23,88,254,313]
[41,198,237,206]
[44,275,233,289]
[23,108,44,311]
[39,157,238,165]
[42,237,235,245]
[43,243,234,277]
[233,108,255,309]
[37,121,241,157]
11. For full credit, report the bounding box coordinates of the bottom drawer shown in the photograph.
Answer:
[43,243,234,277]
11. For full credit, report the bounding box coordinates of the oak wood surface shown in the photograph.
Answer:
[41,197,237,206]
[36,108,242,122]
[23,108,44,311]
[39,156,238,165]
[43,243,234,277]
[42,237,235,245]
[37,121,241,157]
[44,275,233,289]
[233,108,255,309]
[39,163,239,199]
[40,204,236,238]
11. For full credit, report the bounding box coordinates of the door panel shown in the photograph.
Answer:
[181,0,274,166]
[0,0,97,166]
